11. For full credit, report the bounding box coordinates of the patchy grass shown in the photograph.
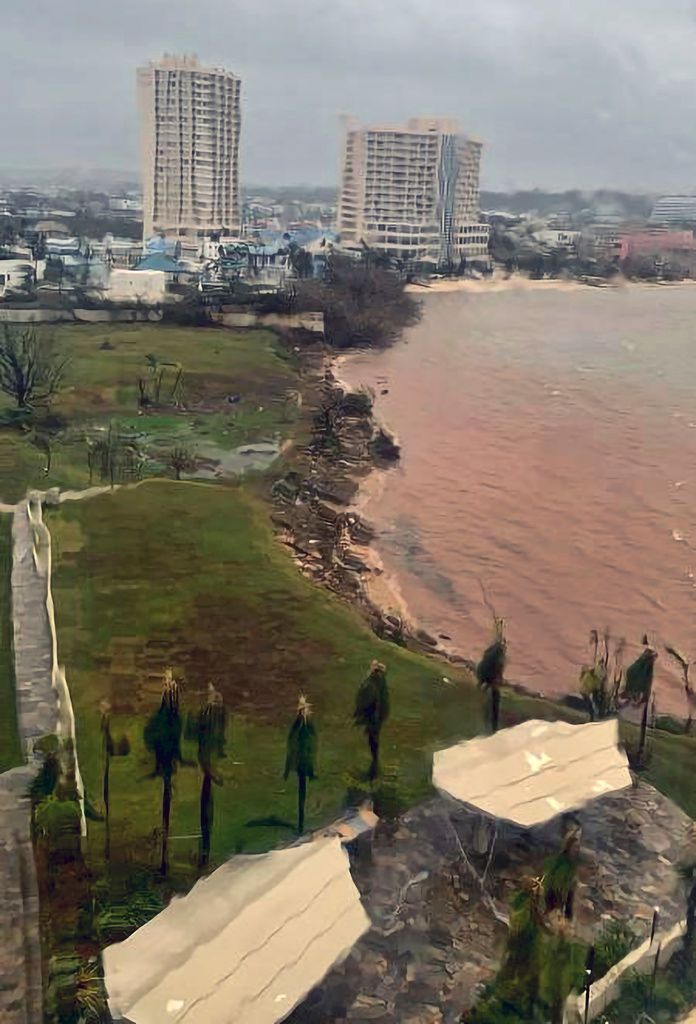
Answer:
[48,479,696,882]
[48,481,485,879]
[0,324,302,502]
[0,512,21,771]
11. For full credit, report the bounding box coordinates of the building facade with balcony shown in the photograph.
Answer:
[137,55,241,240]
[337,117,489,268]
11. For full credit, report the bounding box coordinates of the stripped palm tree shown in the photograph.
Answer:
[477,617,507,734]
[284,695,317,834]
[190,683,227,869]
[498,875,547,1015]
[353,661,390,781]
[623,636,658,767]
[100,699,129,861]
[665,645,696,733]
[578,629,624,721]
[543,823,581,921]
[144,670,185,875]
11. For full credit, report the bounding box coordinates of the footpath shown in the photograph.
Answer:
[0,499,61,1023]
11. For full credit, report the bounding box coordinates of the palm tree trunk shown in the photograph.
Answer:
[638,698,650,765]
[103,753,110,860]
[368,730,379,781]
[297,771,307,834]
[199,771,213,869]
[490,686,501,734]
[161,775,172,875]
[686,884,696,955]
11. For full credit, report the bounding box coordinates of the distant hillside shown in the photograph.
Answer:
[0,167,139,191]
[243,184,337,205]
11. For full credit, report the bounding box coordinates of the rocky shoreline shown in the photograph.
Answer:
[270,361,469,660]
[270,347,692,733]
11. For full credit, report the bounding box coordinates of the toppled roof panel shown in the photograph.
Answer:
[433,718,631,828]
[104,837,370,1024]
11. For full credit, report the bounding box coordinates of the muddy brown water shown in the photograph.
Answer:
[342,285,696,716]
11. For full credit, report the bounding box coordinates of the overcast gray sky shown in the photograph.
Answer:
[3,0,696,191]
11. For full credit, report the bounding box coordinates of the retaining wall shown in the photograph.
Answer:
[565,919,687,1022]
[0,494,95,1023]
[0,307,161,323]
[25,497,85,832]
[216,309,325,333]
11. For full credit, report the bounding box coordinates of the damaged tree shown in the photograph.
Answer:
[283,695,317,834]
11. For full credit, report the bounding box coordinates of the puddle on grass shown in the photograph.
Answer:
[185,440,281,479]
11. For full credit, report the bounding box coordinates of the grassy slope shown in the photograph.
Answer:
[0,512,21,771]
[49,480,487,877]
[48,479,696,878]
[0,324,300,502]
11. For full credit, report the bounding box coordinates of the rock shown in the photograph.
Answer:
[347,995,389,1020]
[415,630,438,648]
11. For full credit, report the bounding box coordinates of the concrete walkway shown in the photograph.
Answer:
[12,499,59,757]
[0,500,62,1023]
[0,766,43,1023]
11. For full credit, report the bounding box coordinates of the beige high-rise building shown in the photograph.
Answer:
[338,117,489,267]
[137,55,241,239]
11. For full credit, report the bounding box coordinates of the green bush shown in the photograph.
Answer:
[96,885,164,943]
[602,969,688,1022]
[34,797,81,855]
[45,954,107,1024]
[593,919,638,978]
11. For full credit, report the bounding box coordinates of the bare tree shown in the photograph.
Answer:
[166,446,195,481]
[0,325,69,409]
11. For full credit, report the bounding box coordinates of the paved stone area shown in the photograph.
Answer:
[289,781,693,1024]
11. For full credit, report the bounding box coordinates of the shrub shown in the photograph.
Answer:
[34,797,81,856]
[602,969,687,1022]
[45,954,107,1024]
[593,919,638,978]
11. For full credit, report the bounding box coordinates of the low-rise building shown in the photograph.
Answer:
[0,259,38,298]
[618,229,696,260]
[107,268,167,305]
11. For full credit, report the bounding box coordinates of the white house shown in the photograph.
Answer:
[0,259,42,297]
[107,268,166,305]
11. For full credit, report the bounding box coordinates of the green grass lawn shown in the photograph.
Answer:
[48,480,487,881]
[48,479,696,879]
[0,324,302,502]
[0,512,21,771]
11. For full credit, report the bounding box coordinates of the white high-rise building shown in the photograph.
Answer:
[137,55,241,240]
[338,117,489,267]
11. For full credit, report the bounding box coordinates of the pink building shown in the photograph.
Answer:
[618,230,695,260]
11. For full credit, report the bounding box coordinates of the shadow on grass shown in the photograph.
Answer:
[245,815,296,831]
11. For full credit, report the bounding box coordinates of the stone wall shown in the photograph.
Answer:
[565,920,687,1022]
[0,307,161,323]
[25,497,85,832]
[215,309,325,333]
[0,495,93,1023]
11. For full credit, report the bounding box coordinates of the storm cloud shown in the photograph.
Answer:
[3,0,696,190]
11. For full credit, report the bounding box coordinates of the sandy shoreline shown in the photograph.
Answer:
[405,272,696,296]
[406,274,586,295]
[329,357,420,634]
